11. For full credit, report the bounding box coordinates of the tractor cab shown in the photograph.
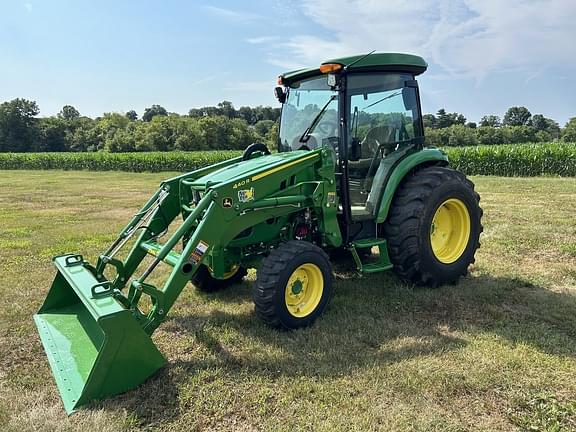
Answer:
[276,53,426,240]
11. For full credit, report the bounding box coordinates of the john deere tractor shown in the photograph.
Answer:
[34,52,482,413]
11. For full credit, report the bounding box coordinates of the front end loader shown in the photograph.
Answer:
[34,52,482,413]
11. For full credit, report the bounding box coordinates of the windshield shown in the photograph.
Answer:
[278,76,338,152]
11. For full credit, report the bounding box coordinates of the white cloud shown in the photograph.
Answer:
[203,5,262,22]
[276,0,576,80]
[246,36,280,45]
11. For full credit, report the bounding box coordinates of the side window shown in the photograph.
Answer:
[350,83,416,162]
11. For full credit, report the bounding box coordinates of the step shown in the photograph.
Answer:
[349,238,393,274]
[352,237,387,249]
[362,262,393,273]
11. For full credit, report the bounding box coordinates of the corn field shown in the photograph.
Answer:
[0,143,574,176]
[0,150,241,172]
[447,143,576,176]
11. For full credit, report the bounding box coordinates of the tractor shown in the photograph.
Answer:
[34,52,482,413]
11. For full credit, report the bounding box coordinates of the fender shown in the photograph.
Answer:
[375,147,448,223]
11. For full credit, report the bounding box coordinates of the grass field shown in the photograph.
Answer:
[0,171,575,431]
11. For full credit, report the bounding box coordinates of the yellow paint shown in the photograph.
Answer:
[233,178,250,189]
[251,153,319,182]
[430,198,471,264]
[209,265,240,280]
[284,263,324,318]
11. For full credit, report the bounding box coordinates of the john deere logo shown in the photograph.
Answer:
[238,188,255,203]
[222,197,233,208]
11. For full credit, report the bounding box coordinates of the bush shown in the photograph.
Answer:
[447,124,478,147]
[562,118,576,142]
[476,126,506,145]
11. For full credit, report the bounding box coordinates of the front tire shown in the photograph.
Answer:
[254,241,334,329]
[383,166,483,286]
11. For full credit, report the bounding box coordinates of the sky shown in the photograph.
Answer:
[1,0,575,125]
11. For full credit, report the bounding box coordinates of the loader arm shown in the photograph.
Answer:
[95,147,340,332]
[33,147,339,413]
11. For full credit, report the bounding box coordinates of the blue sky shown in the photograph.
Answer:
[2,0,575,125]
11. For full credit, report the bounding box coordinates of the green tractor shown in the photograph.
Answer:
[34,52,482,413]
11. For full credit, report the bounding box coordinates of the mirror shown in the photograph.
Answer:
[274,87,286,103]
[402,87,417,111]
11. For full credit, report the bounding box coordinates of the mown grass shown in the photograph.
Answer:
[0,171,575,431]
[0,142,574,176]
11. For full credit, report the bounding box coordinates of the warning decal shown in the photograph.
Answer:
[190,240,209,264]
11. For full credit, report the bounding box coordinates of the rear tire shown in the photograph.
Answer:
[254,241,334,329]
[192,265,247,293]
[383,166,483,286]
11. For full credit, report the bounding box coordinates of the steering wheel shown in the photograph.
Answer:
[361,126,394,157]
[316,120,338,135]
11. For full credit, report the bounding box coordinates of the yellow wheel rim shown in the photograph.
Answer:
[430,198,471,264]
[209,265,240,280]
[222,265,240,280]
[284,263,324,318]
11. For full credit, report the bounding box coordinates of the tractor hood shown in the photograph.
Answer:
[190,150,319,188]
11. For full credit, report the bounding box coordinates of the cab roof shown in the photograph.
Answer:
[280,52,427,85]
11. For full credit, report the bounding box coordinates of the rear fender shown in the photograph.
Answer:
[375,148,448,223]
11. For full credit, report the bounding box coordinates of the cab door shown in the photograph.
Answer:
[346,73,422,220]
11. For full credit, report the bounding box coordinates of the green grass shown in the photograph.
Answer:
[0,142,574,176]
[0,171,575,431]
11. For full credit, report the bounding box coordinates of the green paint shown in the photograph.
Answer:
[34,256,166,414]
[281,52,427,84]
[375,148,448,223]
[291,280,303,295]
[350,238,393,273]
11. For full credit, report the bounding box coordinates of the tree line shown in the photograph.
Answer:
[0,98,574,153]
[424,107,576,146]
[0,99,280,153]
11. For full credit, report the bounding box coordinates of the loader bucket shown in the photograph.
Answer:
[33,255,166,414]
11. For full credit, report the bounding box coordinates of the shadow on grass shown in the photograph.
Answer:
[102,270,576,425]
[168,269,576,373]
[90,366,181,427]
